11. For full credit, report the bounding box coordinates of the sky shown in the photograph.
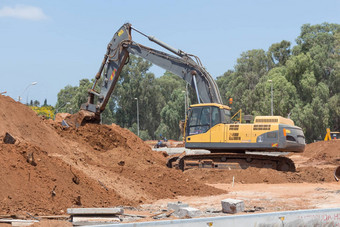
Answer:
[0,0,339,105]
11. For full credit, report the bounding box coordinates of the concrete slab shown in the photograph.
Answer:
[72,216,120,226]
[67,207,124,215]
[0,219,38,226]
[221,199,245,214]
[167,202,189,216]
[152,147,210,155]
[178,207,201,218]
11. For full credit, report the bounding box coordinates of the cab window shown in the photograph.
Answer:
[187,107,211,135]
[211,107,221,127]
[221,109,231,123]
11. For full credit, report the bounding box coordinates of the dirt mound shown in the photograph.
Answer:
[0,96,66,154]
[184,166,335,184]
[185,140,340,185]
[0,95,224,216]
[301,140,340,164]
[51,123,223,201]
[0,142,126,216]
[54,112,71,123]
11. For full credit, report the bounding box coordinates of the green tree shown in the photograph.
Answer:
[328,94,340,131]
[217,23,340,141]
[268,40,291,66]
[159,89,185,140]
[33,100,40,107]
[217,49,271,115]
[43,99,48,106]
[55,84,77,113]
[252,67,298,117]
[113,55,163,138]
[294,23,340,83]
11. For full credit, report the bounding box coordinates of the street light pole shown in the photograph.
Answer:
[268,80,273,116]
[182,90,187,120]
[134,98,139,137]
[185,83,188,117]
[20,81,37,104]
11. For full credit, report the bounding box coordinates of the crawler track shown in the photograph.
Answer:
[167,153,296,172]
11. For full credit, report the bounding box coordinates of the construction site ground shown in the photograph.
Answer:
[0,94,339,226]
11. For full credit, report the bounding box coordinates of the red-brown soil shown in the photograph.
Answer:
[300,139,340,164]
[1,94,340,218]
[184,140,340,185]
[184,166,335,184]
[0,95,224,216]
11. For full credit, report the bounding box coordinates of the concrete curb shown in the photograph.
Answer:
[83,207,340,227]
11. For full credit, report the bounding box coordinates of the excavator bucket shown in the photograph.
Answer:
[335,166,340,182]
[64,110,100,128]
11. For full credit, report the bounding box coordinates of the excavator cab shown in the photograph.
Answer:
[186,103,231,137]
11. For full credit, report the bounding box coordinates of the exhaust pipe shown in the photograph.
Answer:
[334,166,340,182]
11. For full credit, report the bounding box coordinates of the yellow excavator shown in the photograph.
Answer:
[67,23,305,172]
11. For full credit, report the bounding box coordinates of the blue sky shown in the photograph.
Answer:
[0,0,339,105]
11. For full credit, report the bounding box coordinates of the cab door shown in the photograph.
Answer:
[210,107,225,143]
[186,106,211,143]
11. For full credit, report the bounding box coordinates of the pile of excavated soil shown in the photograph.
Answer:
[51,122,223,201]
[0,142,124,215]
[300,140,340,164]
[0,95,224,216]
[184,166,335,184]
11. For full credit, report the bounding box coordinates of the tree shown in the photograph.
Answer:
[33,100,40,107]
[328,94,340,131]
[43,99,48,106]
[268,40,291,66]
[155,71,196,140]
[113,55,163,138]
[252,67,298,117]
[159,89,185,140]
[55,84,77,113]
[294,23,340,83]
[217,49,272,115]
[217,23,340,141]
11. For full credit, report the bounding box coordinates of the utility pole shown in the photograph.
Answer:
[268,80,273,116]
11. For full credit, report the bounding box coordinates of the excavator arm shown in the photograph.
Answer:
[80,23,222,123]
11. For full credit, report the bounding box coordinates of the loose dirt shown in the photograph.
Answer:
[0,95,223,216]
[183,139,340,185]
[1,94,340,222]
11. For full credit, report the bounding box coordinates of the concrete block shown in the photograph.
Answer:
[67,207,124,215]
[167,202,189,215]
[178,207,200,218]
[72,216,120,226]
[221,199,245,214]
